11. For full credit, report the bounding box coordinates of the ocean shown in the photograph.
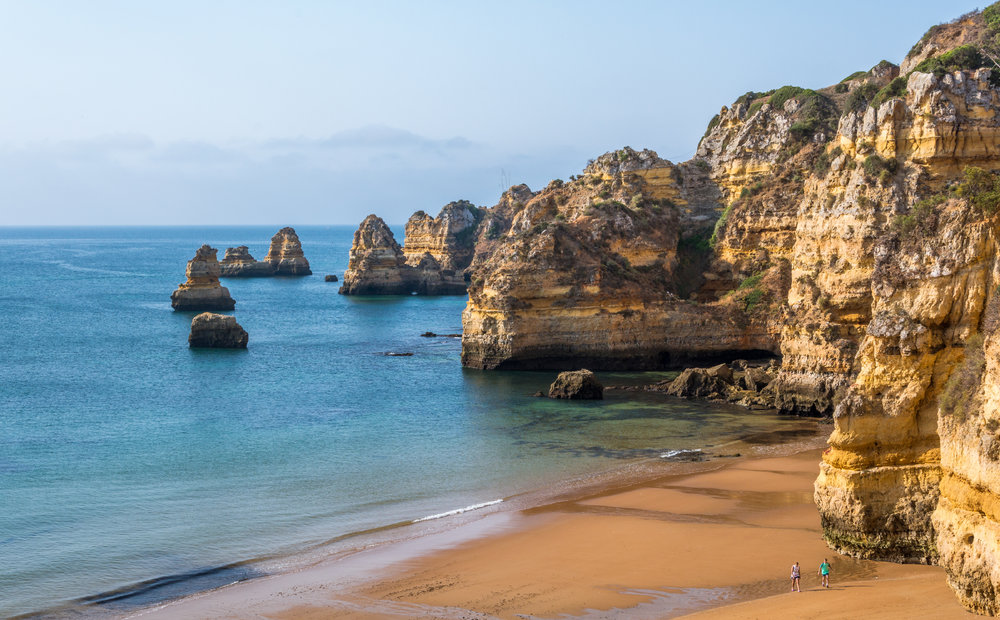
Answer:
[0,226,815,618]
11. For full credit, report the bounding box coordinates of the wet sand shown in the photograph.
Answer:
[130,446,979,619]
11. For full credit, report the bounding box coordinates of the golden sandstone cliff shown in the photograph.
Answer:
[341,201,483,295]
[345,5,1000,612]
[219,227,312,277]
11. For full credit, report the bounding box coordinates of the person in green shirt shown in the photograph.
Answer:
[819,558,831,588]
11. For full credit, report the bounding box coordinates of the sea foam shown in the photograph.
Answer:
[414,499,503,522]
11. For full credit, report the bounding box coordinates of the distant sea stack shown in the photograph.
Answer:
[188,312,248,348]
[170,245,236,311]
[340,201,483,295]
[219,246,273,277]
[265,227,311,275]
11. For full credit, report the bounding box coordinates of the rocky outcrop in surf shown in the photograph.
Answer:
[341,201,483,295]
[264,227,311,276]
[219,246,273,277]
[170,245,236,311]
[188,312,248,348]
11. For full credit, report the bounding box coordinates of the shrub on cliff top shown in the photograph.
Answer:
[841,70,869,83]
[914,45,990,78]
[844,81,879,113]
[870,76,908,109]
[769,85,810,110]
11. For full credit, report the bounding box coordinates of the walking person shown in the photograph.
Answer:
[819,558,831,588]
[791,561,801,592]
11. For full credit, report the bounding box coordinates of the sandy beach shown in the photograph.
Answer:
[127,437,981,619]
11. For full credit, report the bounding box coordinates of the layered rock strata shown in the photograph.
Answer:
[265,227,311,275]
[188,312,248,348]
[219,246,273,277]
[341,201,482,295]
[170,245,236,311]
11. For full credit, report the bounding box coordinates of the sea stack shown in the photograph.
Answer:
[340,215,414,294]
[188,312,248,348]
[170,245,236,311]
[219,246,273,277]
[265,227,311,275]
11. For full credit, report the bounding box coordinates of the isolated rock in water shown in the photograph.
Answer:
[220,246,274,277]
[548,369,604,400]
[170,245,236,311]
[340,215,414,294]
[421,331,437,337]
[265,227,312,275]
[324,274,339,282]
[666,368,730,399]
[188,312,248,348]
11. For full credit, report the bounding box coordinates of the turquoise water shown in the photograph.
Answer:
[0,227,806,618]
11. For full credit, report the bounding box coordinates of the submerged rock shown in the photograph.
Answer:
[265,227,311,275]
[188,312,248,348]
[548,369,604,400]
[170,245,236,311]
[219,246,273,277]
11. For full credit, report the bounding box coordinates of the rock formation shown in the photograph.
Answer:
[349,4,1000,612]
[548,369,603,400]
[219,246,274,277]
[188,312,248,348]
[265,227,311,275]
[341,201,483,295]
[325,274,339,282]
[170,245,236,311]
[339,215,414,294]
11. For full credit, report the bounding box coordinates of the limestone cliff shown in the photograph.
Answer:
[461,147,783,370]
[341,201,483,295]
[264,227,311,276]
[345,4,1000,612]
[170,245,236,311]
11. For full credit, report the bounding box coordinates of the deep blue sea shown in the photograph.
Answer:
[0,226,813,618]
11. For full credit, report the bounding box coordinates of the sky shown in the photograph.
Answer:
[0,0,987,226]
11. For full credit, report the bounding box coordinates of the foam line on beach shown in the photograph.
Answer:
[413,499,503,523]
[660,448,703,459]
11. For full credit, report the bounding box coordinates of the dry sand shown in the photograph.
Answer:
[132,448,980,619]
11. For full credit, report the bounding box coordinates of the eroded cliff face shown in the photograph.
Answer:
[461,147,782,370]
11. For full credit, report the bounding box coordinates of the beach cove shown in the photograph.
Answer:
[0,226,826,618]
[127,445,976,619]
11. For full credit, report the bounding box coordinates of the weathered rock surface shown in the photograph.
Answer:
[219,246,274,277]
[346,5,1000,611]
[548,369,603,400]
[188,312,248,348]
[325,274,339,282]
[170,245,236,311]
[341,202,483,295]
[265,227,311,275]
[339,215,413,295]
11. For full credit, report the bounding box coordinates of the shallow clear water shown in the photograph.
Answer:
[1,226,806,617]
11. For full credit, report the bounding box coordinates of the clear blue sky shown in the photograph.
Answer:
[0,0,985,225]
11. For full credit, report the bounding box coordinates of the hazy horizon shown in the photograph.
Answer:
[0,0,983,226]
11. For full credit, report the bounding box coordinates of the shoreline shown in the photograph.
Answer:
[111,420,836,619]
